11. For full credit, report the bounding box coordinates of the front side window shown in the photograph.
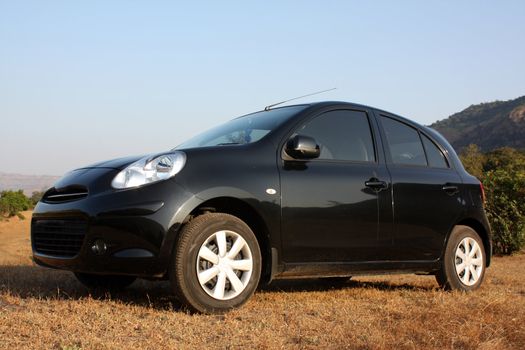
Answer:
[294,110,376,162]
[381,116,426,166]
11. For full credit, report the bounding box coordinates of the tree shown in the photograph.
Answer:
[459,144,485,179]
[484,147,525,173]
[30,191,44,206]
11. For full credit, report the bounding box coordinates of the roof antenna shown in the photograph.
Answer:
[264,88,337,111]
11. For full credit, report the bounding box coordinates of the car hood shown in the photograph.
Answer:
[48,155,147,195]
[79,155,146,170]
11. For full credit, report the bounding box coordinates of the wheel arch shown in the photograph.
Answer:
[451,218,492,267]
[175,196,274,284]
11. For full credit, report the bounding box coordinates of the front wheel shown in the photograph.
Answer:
[436,225,486,291]
[170,213,262,314]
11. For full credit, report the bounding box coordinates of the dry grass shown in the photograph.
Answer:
[1,212,524,349]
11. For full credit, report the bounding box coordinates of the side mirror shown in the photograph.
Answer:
[285,135,320,159]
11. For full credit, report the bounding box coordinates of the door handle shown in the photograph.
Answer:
[365,178,387,191]
[442,184,459,195]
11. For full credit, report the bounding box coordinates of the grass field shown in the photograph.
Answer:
[1,212,524,349]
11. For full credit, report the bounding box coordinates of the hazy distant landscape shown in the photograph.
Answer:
[0,172,59,196]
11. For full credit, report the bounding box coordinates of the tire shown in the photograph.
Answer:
[74,272,136,291]
[170,213,262,314]
[435,225,486,291]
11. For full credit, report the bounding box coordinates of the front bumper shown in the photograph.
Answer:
[31,167,194,278]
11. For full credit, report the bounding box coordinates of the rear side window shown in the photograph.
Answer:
[381,116,426,166]
[297,110,376,162]
[422,134,449,168]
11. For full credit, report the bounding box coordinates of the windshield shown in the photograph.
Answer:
[176,105,306,149]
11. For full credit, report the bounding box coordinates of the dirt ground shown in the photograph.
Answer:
[1,212,524,349]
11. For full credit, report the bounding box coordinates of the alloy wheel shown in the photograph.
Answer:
[196,230,253,300]
[454,237,483,286]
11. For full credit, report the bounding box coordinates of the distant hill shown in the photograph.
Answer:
[0,172,59,196]
[430,95,525,152]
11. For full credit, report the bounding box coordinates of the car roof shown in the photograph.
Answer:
[274,101,421,125]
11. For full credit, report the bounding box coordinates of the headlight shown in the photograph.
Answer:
[111,152,186,189]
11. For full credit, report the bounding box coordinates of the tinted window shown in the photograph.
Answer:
[296,110,375,162]
[381,116,426,166]
[422,134,449,168]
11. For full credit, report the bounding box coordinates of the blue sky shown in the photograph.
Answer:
[1,1,524,175]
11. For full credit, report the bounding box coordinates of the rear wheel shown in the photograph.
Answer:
[170,213,262,314]
[436,225,486,291]
[74,272,136,291]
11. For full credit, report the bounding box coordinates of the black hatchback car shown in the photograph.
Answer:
[32,101,491,313]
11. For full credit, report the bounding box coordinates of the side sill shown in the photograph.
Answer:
[274,260,441,279]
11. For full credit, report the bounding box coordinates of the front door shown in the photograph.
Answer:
[279,109,392,263]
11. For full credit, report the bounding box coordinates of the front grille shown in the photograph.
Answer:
[42,186,88,203]
[32,218,88,257]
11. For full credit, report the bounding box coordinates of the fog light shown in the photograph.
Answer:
[91,239,107,255]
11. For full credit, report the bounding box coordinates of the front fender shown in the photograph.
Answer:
[157,186,277,277]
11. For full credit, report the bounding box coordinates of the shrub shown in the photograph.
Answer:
[483,170,525,254]
[460,145,525,255]
[30,191,44,206]
[0,190,32,218]
[459,144,485,179]
[484,147,525,173]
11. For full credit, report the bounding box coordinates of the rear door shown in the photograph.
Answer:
[377,113,463,261]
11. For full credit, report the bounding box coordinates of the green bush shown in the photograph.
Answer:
[459,144,485,179]
[484,147,525,173]
[30,191,44,206]
[0,190,32,218]
[460,145,525,255]
[483,170,525,254]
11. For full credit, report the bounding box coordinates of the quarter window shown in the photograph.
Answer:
[296,110,376,162]
[381,116,426,166]
[422,134,449,168]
